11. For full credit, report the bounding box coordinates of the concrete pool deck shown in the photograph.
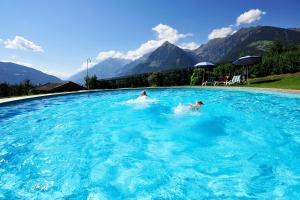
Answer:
[0,86,300,105]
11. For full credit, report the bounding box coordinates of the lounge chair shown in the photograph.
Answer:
[213,75,231,86]
[214,79,227,86]
[202,77,216,86]
[226,75,241,85]
[214,81,226,86]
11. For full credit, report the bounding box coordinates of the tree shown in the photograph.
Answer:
[213,63,235,79]
[20,79,34,95]
[84,75,98,89]
[190,68,205,85]
[84,76,90,89]
[148,72,163,87]
[0,83,9,97]
[270,40,284,54]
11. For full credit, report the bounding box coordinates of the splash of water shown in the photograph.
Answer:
[173,103,200,116]
[121,96,158,109]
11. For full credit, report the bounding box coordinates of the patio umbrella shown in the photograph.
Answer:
[194,62,215,83]
[233,55,261,83]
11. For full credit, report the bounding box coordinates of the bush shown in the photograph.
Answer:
[0,79,35,98]
[84,75,98,89]
[213,63,235,79]
[190,68,205,85]
[148,72,163,87]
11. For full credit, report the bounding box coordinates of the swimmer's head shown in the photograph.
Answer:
[197,101,204,105]
[141,90,147,96]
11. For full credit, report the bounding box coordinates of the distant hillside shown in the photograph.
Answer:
[116,53,151,77]
[121,41,196,76]
[69,58,130,83]
[0,62,61,84]
[193,26,300,63]
[289,28,300,33]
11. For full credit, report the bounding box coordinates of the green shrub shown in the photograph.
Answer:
[84,75,98,89]
[190,68,205,85]
[148,72,163,87]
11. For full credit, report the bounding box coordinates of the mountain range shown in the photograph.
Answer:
[0,62,61,84]
[1,26,300,85]
[69,26,300,83]
[193,26,300,63]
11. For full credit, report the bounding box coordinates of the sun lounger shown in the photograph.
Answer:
[226,75,241,85]
[202,77,216,86]
[214,80,227,86]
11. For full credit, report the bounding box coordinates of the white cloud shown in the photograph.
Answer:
[208,8,266,40]
[96,24,195,62]
[96,40,165,61]
[77,61,97,73]
[152,24,193,43]
[236,9,266,26]
[96,50,130,61]
[208,27,233,40]
[43,69,70,80]
[179,42,200,50]
[72,60,98,78]
[4,36,44,52]
[1,55,34,68]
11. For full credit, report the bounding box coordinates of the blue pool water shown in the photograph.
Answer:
[0,88,300,199]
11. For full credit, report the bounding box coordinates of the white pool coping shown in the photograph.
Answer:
[0,86,299,105]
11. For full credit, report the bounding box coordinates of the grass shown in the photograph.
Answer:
[246,72,300,90]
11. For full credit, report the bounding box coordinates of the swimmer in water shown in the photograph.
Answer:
[189,100,204,110]
[140,90,147,97]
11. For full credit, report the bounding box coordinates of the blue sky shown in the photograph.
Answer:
[0,0,299,79]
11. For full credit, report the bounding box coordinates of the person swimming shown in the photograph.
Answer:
[140,90,147,97]
[189,100,204,110]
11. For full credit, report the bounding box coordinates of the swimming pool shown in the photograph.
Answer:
[0,88,300,199]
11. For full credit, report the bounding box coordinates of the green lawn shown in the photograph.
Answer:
[246,72,300,90]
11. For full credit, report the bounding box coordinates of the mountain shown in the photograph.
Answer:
[0,62,61,84]
[116,52,151,77]
[121,41,196,76]
[69,58,130,83]
[193,26,300,63]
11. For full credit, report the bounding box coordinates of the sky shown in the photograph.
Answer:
[0,0,300,79]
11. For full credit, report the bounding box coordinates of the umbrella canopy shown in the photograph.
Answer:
[233,55,262,84]
[193,62,215,84]
[233,55,261,66]
[194,62,215,68]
